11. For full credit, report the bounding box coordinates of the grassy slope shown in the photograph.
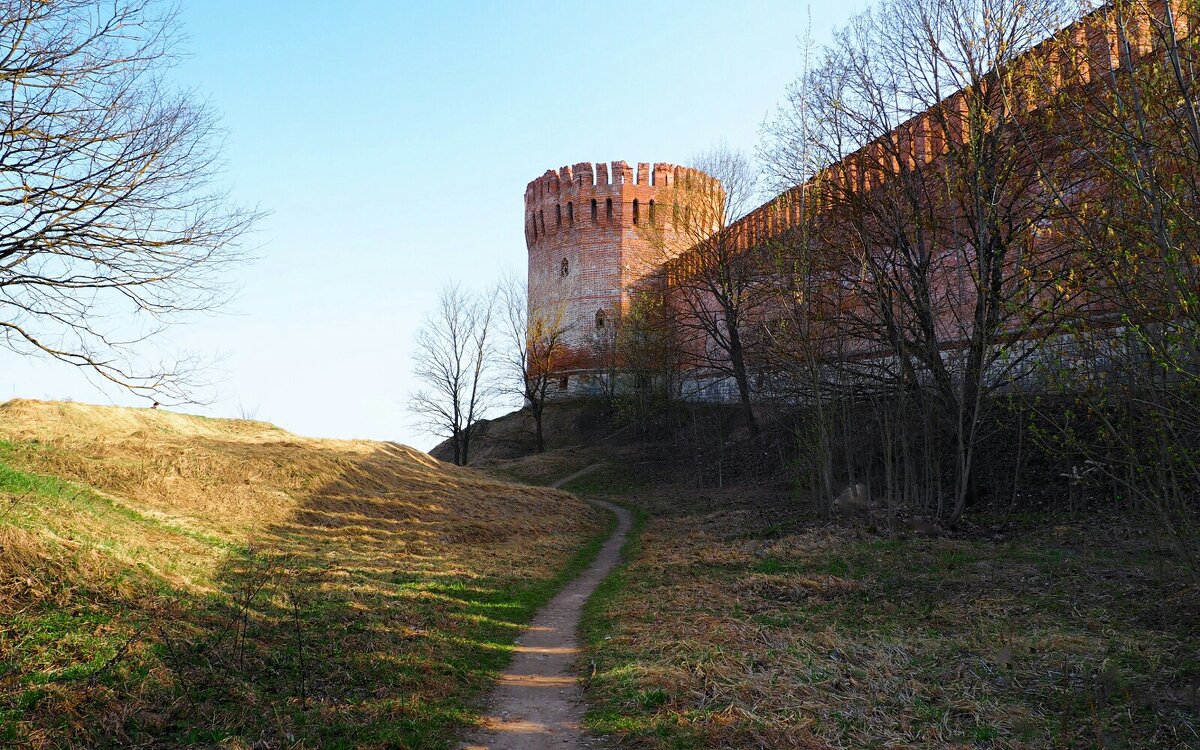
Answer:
[556,459,1200,750]
[0,399,608,749]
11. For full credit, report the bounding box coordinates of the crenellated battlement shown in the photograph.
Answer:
[524,161,717,200]
[678,0,1197,261]
[524,161,721,247]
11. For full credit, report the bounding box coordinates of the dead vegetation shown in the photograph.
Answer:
[0,399,606,748]
[570,462,1200,750]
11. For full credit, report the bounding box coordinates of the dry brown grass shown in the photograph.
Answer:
[477,446,602,487]
[0,399,607,748]
[1,398,364,534]
[0,399,590,587]
[576,466,1200,750]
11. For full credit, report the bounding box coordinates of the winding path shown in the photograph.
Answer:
[461,464,630,750]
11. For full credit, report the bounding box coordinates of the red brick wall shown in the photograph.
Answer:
[658,0,1196,368]
[713,0,1192,264]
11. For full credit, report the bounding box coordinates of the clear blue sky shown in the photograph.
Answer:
[1,1,863,449]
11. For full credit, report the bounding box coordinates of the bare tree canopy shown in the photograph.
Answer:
[760,0,1088,523]
[1027,0,1200,565]
[0,0,259,400]
[645,145,766,434]
[410,282,497,466]
[498,273,569,454]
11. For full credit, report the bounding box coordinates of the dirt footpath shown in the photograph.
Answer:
[461,465,630,750]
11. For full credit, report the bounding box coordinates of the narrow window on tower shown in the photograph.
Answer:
[649,199,656,224]
[632,199,639,225]
[591,199,598,221]
[556,204,562,227]
[606,198,613,220]
[530,213,536,239]
[539,210,545,234]
[560,257,569,277]
[595,309,606,329]
[567,202,574,225]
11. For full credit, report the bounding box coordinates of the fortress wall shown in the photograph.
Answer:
[656,0,1197,377]
[715,0,1193,260]
[524,1,1195,394]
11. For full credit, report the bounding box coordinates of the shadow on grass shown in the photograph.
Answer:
[3,443,608,749]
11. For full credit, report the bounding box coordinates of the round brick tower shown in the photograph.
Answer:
[524,160,719,395]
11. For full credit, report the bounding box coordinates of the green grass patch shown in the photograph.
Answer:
[578,494,651,741]
[561,462,653,497]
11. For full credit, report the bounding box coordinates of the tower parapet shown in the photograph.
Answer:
[524,161,720,392]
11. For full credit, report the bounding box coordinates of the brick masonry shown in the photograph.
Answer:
[524,161,718,381]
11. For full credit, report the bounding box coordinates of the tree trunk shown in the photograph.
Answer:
[728,326,760,436]
[460,428,471,467]
[532,402,546,454]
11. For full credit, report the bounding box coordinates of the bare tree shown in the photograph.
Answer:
[592,313,620,409]
[0,0,259,401]
[410,282,497,466]
[763,0,1082,524]
[645,146,766,435]
[1029,0,1200,568]
[498,273,570,454]
[615,285,687,433]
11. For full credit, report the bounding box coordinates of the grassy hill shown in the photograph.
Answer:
[428,399,622,465]
[0,399,608,748]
